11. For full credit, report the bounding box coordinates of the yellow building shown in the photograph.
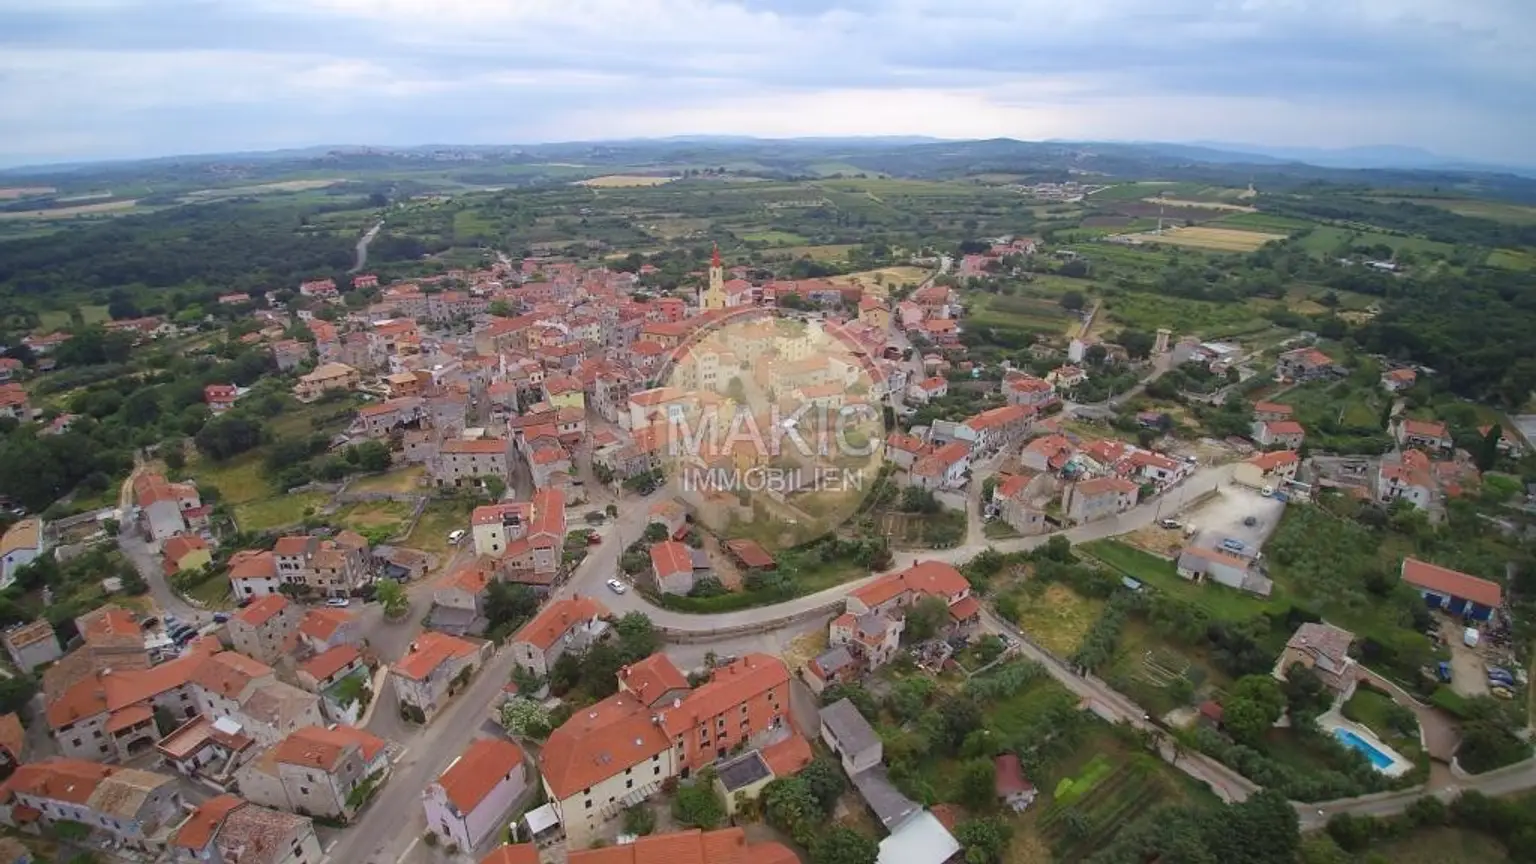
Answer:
[858,296,891,331]
[294,363,359,402]
[700,244,727,311]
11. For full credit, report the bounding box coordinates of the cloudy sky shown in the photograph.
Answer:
[2,0,1533,167]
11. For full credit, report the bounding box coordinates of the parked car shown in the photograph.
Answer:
[584,511,606,525]
[447,529,466,545]
[1436,661,1453,683]
[1159,519,1181,529]
[606,578,628,594]
[212,613,230,624]
[326,597,351,608]
[1220,538,1246,554]
[139,616,160,630]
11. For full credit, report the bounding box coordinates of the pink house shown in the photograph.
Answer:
[204,384,238,414]
[423,738,529,851]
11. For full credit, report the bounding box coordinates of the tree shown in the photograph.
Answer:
[811,826,878,864]
[763,777,822,846]
[1475,424,1501,471]
[499,698,553,740]
[957,758,996,812]
[375,579,409,617]
[480,474,507,501]
[1059,291,1085,312]
[0,676,38,715]
[614,612,660,660]
[820,684,879,722]
[799,757,847,813]
[1117,329,1156,360]
[903,595,950,643]
[194,414,264,461]
[485,582,539,630]
[642,522,670,542]
[955,817,1013,864]
[351,440,392,473]
[622,804,655,836]
[671,777,726,829]
[1222,675,1286,745]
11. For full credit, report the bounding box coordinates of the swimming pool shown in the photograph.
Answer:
[1333,727,1394,769]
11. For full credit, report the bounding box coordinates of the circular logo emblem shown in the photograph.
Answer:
[650,309,888,552]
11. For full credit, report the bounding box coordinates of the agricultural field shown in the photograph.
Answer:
[180,179,344,200]
[1212,212,1317,233]
[37,304,110,332]
[1099,290,1275,338]
[779,243,858,261]
[1011,583,1105,657]
[1295,225,1456,257]
[1109,619,1230,718]
[736,229,810,245]
[1119,226,1288,252]
[233,491,329,533]
[0,199,141,220]
[828,266,932,293]
[346,466,425,494]
[189,452,273,504]
[334,500,413,537]
[574,175,676,187]
[1141,196,1256,213]
[1487,248,1536,270]
[967,292,1080,335]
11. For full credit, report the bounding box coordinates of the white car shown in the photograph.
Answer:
[606,579,628,594]
[447,529,466,544]
[325,597,351,608]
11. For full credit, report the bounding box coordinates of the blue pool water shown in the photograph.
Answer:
[1334,727,1394,769]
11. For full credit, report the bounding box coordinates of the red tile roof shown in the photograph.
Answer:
[1400,558,1502,608]
[620,654,689,703]
[393,632,478,681]
[994,752,1033,796]
[299,645,361,683]
[173,794,244,850]
[442,438,509,455]
[650,541,693,578]
[437,738,526,813]
[538,692,670,800]
[298,608,353,642]
[851,560,970,608]
[660,654,788,737]
[235,594,289,628]
[274,725,384,771]
[511,596,608,651]
[760,734,812,777]
[1263,420,1306,436]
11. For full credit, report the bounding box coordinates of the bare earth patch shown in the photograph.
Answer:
[0,186,56,200]
[1119,226,1288,252]
[575,175,677,188]
[0,199,139,220]
[1141,196,1257,212]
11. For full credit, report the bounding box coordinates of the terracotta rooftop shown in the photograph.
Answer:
[273,724,384,771]
[173,794,244,850]
[850,560,970,609]
[393,632,479,681]
[1400,558,1502,608]
[235,594,290,628]
[299,644,361,683]
[436,738,526,814]
[511,596,607,652]
[659,654,787,737]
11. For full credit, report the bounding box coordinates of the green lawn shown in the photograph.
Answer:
[1080,540,1280,621]
[1010,583,1104,658]
[1488,248,1536,270]
[190,452,273,504]
[403,497,476,556]
[1100,290,1276,338]
[736,230,809,245]
[38,304,110,332]
[335,500,413,535]
[968,292,1078,335]
[345,466,425,495]
[1212,212,1316,233]
[184,571,235,609]
[1365,828,1509,864]
[234,491,329,533]
[1296,225,1456,257]
[268,397,362,439]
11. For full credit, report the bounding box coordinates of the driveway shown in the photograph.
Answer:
[1185,485,1286,553]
